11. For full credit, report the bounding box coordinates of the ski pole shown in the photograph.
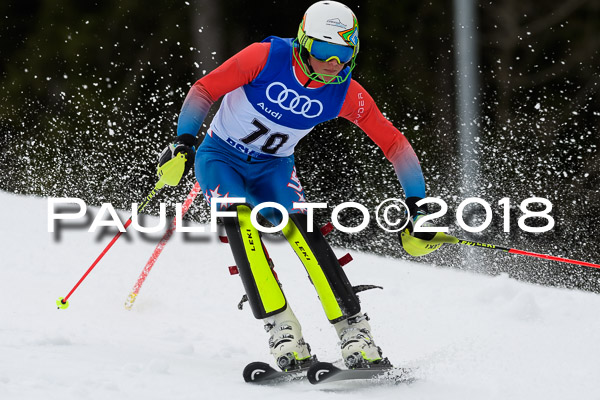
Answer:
[124,181,201,310]
[56,153,187,309]
[456,238,600,269]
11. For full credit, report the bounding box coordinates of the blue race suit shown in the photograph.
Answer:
[195,37,351,225]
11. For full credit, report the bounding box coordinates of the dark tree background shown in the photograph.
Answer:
[1,0,599,291]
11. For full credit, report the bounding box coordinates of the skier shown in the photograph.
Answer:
[159,1,450,371]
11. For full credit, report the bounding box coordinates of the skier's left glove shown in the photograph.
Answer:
[157,134,196,185]
[399,197,458,257]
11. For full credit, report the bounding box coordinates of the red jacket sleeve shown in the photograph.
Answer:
[199,42,271,101]
[177,43,270,136]
[338,80,426,198]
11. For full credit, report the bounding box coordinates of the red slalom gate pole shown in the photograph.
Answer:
[456,239,600,269]
[124,182,201,310]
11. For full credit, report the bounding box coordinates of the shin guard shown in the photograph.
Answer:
[223,204,287,319]
[282,213,361,323]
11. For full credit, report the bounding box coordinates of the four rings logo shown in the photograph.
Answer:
[265,82,323,118]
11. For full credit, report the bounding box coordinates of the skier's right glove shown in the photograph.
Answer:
[157,134,196,185]
[399,197,458,257]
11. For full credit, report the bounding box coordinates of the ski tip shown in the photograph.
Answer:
[243,361,275,383]
[307,361,338,384]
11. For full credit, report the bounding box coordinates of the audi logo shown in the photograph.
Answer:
[265,82,324,118]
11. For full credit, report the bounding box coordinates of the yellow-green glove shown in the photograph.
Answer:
[400,222,458,257]
[400,198,458,257]
[157,134,196,186]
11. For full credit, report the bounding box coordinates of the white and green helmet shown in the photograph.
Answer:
[295,1,359,84]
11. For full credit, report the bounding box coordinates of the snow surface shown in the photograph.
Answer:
[1,189,599,400]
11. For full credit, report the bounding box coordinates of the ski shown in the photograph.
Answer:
[307,361,415,385]
[243,361,308,385]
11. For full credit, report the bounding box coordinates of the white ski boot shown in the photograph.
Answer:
[263,306,314,371]
[334,313,391,368]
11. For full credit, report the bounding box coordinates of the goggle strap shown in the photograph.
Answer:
[297,25,313,52]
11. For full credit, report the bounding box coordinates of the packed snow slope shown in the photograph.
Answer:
[1,190,599,400]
